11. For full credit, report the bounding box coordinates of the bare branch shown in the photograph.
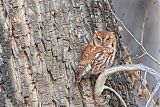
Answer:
[95,85,127,107]
[94,64,160,105]
[141,7,148,45]
[141,0,159,44]
[138,53,146,59]
[145,82,160,107]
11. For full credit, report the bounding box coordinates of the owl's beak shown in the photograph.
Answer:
[102,41,105,46]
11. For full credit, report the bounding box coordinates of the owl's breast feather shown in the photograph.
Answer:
[95,53,101,58]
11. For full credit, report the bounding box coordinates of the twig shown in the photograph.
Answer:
[138,53,146,59]
[103,86,127,107]
[145,81,160,107]
[143,71,148,85]
[141,7,148,45]
[95,85,127,106]
[141,71,156,104]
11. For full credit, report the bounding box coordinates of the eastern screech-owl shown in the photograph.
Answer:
[76,31,116,83]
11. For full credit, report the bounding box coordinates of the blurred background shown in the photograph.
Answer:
[113,0,160,106]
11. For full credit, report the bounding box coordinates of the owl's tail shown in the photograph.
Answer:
[75,65,84,84]
[75,64,92,84]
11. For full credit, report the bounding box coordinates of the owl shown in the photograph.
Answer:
[76,31,116,83]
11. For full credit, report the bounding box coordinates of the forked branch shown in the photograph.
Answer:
[94,64,160,106]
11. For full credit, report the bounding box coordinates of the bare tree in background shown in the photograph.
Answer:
[0,0,139,107]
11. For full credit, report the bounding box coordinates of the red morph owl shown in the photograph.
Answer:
[76,31,116,83]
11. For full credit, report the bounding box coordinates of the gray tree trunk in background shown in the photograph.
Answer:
[0,0,137,107]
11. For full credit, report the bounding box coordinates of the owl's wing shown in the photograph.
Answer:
[76,45,103,83]
[79,45,95,64]
[76,45,95,83]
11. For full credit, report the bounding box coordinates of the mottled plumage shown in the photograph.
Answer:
[76,31,116,83]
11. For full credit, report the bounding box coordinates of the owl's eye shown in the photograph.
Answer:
[105,36,110,43]
[96,37,101,42]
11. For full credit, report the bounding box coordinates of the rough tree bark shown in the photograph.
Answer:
[0,0,138,107]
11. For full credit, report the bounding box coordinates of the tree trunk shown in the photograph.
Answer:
[0,0,137,107]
